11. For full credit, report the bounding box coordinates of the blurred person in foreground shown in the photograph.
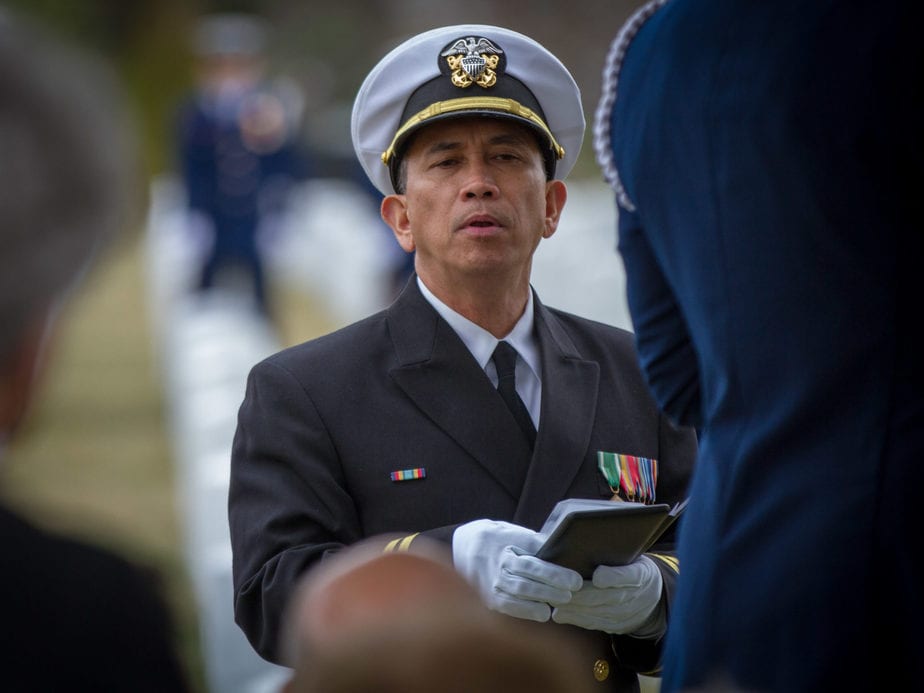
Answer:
[0,11,189,691]
[595,1,922,691]
[176,12,311,319]
[278,535,595,693]
[230,23,697,691]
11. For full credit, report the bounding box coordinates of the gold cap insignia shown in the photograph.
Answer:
[439,36,504,88]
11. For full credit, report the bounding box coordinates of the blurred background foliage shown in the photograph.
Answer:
[1,1,642,691]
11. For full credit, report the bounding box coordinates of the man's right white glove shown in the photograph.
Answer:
[452,519,583,622]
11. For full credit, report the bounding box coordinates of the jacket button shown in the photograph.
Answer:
[593,658,610,682]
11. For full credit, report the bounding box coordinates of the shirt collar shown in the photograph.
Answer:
[416,276,541,380]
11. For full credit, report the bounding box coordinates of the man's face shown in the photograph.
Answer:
[382,117,566,293]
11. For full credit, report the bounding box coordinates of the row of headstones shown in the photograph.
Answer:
[145,176,290,693]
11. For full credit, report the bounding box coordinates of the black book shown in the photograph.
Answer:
[534,497,688,578]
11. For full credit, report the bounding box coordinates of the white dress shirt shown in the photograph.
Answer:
[416,277,542,429]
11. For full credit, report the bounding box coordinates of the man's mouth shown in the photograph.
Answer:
[460,214,502,232]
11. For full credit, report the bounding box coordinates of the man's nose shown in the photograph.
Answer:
[462,162,499,198]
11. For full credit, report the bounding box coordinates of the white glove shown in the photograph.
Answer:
[453,519,583,622]
[551,555,665,636]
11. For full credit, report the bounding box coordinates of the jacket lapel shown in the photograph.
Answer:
[514,298,600,528]
[387,280,532,499]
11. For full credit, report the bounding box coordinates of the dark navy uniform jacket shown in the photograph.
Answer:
[177,86,310,308]
[605,1,923,691]
[179,91,307,247]
[229,277,697,691]
[2,507,189,691]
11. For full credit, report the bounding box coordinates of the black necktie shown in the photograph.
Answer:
[492,341,537,449]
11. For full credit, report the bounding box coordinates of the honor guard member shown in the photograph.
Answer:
[176,13,311,317]
[229,24,697,692]
[596,1,923,691]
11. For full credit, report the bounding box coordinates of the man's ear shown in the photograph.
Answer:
[0,313,54,435]
[542,180,568,239]
[381,194,415,253]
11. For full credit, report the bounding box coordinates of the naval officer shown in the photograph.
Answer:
[230,23,697,691]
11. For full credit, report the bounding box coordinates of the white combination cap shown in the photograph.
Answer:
[351,24,585,195]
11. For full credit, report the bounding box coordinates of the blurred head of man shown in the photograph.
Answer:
[279,536,480,661]
[279,535,594,693]
[191,13,268,97]
[0,11,136,447]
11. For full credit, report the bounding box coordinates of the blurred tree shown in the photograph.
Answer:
[3,0,203,179]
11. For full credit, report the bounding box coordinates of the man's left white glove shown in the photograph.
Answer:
[453,519,583,623]
[550,555,665,637]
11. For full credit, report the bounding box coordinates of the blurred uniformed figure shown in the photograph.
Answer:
[596,1,923,691]
[176,13,311,317]
[229,24,696,692]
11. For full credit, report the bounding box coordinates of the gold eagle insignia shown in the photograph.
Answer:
[440,36,503,88]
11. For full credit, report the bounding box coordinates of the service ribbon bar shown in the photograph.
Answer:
[390,467,427,482]
[598,451,621,491]
[597,451,657,503]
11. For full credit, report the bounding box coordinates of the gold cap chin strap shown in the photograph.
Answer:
[381,96,565,166]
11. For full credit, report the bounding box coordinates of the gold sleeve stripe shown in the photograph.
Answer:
[384,533,420,553]
[647,552,679,574]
